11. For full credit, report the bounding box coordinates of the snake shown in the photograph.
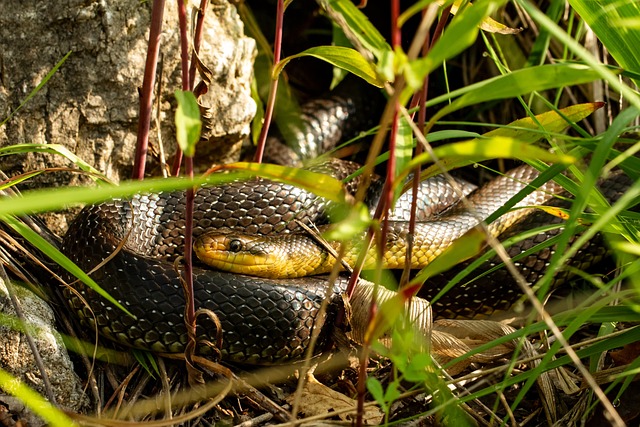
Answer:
[60,158,630,364]
[192,165,561,278]
[56,75,632,364]
[59,162,634,364]
[58,157,471,363]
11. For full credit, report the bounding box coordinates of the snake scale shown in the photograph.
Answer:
[58,77,631,364]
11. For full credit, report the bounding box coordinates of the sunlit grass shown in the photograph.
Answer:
[1,0,639,425]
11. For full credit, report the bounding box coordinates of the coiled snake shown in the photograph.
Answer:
[58,79,631,364]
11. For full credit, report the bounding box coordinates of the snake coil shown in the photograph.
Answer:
[57,79,633,364]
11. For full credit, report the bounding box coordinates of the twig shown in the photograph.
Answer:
[253,0,285,163]
[294,220,353,273]
[231,373,290,423]
[234,413,274,427]
[132,0,166,180]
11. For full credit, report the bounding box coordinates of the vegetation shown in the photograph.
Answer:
[1,0,639,425]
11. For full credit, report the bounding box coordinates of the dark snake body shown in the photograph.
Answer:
[60,79,387,365]
[59,160,474,363]
[60,161,365,364]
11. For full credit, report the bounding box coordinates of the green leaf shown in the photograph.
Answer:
[60,335,131,364]
[329,22,354,88]
[0,173,249,217]
[518,0,640,110]
[428,64,606,123]
[320,0,392,60]
[1,215,132,317]
[525,0,565,67]
[402,0,507,98]
[366,377,388,412]
[274,46,385,87]
[483,102,605,142]
[403,137,574,180]
[612,240,640,257]
[249,77,265,146]
[417,103,600,178]
[377,50,397,83]
[322,202,371,241]
[568,0,640,85]
[174,90,202,158]
[0,143,105,178]
[394,114,414,176]
[132,350,160,378]
[400,0,520,36]
[383,379,402,404]
[403,353,432,383]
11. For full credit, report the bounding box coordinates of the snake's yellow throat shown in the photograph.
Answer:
[194,231,340,278]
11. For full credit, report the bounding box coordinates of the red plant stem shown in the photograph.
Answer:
[132,0,166,180]
[170,144,184,176]
[379,0,401,250]
[400,8,437,287]
[356,3,401,426]
[400,65,429,287]
[391,0,401,48]
[170,0,194,177]
[175,0,198,357]
[253,0,284,164]
[376,0,402,284]
[188,0,209,90]
[378,107,398,251]
[376,0,401,288]
[432,4,451,47]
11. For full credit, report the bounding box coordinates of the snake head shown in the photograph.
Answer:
[193,233,279,275]
[194,231,335,278]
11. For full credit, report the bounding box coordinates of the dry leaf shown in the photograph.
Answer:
[286,375,384,425]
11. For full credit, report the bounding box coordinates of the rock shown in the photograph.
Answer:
[0,0,256,230]
[0,276,88,423]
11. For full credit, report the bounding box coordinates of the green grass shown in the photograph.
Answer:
[2,0,640,425]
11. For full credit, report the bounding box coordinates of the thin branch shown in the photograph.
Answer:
[132,0,166,180]
[253,0,285,163]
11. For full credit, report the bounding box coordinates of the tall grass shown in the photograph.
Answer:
[1,0,639,425]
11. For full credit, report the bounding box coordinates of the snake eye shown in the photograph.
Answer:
[228,239,243,253]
